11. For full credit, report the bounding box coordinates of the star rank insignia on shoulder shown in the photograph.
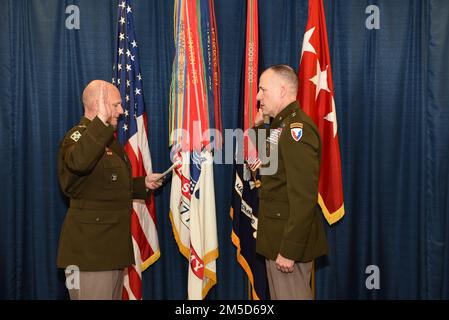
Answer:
[70,131,82,142]
[290,122,303,142]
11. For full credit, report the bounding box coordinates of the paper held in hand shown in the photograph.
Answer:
[159,161,180,180]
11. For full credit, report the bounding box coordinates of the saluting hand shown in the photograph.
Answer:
[145,173,164,190]
[254,108,264,126]
[97,82,111,125]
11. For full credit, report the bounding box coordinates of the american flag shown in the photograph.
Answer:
[113,0,160,300]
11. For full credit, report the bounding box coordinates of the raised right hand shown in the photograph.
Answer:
[97,83,111,125]
[253,108,264,127]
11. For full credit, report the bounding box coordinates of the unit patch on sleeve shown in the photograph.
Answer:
[70,131,82,142]
[290,122,303,142]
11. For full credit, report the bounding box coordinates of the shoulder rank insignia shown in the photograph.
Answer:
[70,131,82,142]
[290,122,303,142]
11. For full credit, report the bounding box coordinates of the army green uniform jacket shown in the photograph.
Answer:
[57,116,148,271]
[255,101,328,262]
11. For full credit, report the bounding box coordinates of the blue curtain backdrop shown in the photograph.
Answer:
[1,0,448,299]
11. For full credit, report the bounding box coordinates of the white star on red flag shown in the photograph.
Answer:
[309,60,330,100]
[297,0,345,224]
[301,26,316,61]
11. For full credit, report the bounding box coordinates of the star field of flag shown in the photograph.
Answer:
[113,1,145,144]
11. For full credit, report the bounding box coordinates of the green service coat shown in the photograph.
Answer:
[57,116,148,271]
[256,101,328,262]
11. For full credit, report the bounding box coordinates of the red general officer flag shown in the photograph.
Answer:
[298,0,345,224]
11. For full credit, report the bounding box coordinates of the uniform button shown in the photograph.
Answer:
[96,217,100,222]
[276,213,281,217]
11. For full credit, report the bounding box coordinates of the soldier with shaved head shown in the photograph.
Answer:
[57,80,162,300]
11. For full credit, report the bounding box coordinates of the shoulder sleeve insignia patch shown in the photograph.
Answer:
[70,131,82,142]
[290,123,303,142]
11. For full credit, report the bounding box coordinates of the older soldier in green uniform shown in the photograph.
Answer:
[253,65,328,300]
[57,80,162,300]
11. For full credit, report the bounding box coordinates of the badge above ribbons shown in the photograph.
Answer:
[290,122,303,141]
